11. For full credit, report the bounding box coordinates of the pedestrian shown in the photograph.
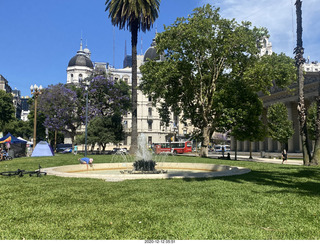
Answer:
[79,157,93,170]
[74,144,78,155]
[282,149,287,164]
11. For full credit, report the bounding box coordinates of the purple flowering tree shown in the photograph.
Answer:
[87,75,131,117]
[38,76,130,151]
[38,83,85,148]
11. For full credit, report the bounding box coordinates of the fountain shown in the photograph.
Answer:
[121,134,167,174]
[42,134,251,181]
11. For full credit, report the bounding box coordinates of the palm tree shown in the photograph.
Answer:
[294,0,311,164]
[105,0,160,154]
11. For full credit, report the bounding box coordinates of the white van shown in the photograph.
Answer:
[214,145,230,152]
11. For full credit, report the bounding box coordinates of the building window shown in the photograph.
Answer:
[148,121,152,131]
[148,107,152,116]
[148,136,152,145]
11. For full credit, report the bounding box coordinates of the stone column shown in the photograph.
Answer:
[267,138,273,152]
[287,102,294,152]
[291,102,302,152]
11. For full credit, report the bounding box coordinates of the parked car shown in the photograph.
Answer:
[214,145,230,152]
[56,144,72,153]
[112,148,128,154]
[61,148,72,154]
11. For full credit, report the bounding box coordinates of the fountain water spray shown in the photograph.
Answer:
[121,133,166,174]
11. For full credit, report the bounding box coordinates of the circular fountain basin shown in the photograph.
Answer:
[43,163,250,182]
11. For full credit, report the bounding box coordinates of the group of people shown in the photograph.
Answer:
[0,143,10,161]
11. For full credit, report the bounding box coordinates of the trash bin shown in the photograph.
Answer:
[261,151,265,158]
[9,150,14,159]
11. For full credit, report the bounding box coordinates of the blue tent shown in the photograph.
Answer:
[31,141,54,157]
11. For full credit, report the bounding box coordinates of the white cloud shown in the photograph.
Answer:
[199,0,320,61]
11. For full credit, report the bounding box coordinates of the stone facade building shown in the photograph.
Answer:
[65,39,187,146]
[231,71,319,153]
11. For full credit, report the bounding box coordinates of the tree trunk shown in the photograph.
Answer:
[234,138,238,161]
[295,0,311,165]
[311,77,320,165]
[249,142,253,159]
[130,25,138,155]
[200,126,210,157]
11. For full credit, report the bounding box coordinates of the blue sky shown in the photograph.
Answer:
[0,0,319,97]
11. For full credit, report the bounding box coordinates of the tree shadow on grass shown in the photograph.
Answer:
[182,166,320,196]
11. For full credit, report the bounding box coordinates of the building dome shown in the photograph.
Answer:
[83,46,91,58]
[68,51,94,68]
[143,38,164,62]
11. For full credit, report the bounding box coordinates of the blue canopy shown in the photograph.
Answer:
[0,133,27,144]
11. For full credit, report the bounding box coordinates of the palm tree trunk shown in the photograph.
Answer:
[130,24,138,155]
[295,0,311,165]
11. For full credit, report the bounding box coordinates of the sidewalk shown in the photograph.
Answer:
[206,152,304,166]
[234,155,303,165]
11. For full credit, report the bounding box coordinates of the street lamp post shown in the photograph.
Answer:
[85,85,88,157]
[30,84,43,149]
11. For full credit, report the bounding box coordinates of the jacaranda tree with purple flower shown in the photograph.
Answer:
[38,75,131,151]
[87,75,131,117]
[38,83,85,149]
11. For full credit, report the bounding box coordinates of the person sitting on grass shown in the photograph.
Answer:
[79,157,93,170]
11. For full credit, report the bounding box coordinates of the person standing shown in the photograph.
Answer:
[74,144,78,155]
[282,149,288,164]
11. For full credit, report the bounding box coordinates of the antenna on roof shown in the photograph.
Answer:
[141,36,143,55]
[80,31,83,51]
[125,40,127,57]
[113,26,115,67]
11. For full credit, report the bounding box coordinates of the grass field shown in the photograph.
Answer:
[0,154,319,240]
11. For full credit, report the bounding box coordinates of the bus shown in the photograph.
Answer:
[153,141,192,154]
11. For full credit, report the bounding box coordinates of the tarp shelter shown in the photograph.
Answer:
[0,133,27,158]
[31,141,54,157]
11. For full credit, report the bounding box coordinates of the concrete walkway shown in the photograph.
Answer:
[206,152,303,166]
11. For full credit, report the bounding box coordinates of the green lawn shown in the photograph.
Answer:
[0,154,319,240]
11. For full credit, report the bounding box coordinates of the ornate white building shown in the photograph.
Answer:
[66,39,186,147]
[67,40,94,84]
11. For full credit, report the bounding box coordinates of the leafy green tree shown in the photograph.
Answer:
[243,53,297,94]
[267,102,294,150]
[38,75,130,151]
[220,79,267,159]
[3,119,32,139]
[140,5,295,157]
[0,90,15,131]
[87,114,125,152]
[105,0,160,154]
[307,102,320,165]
